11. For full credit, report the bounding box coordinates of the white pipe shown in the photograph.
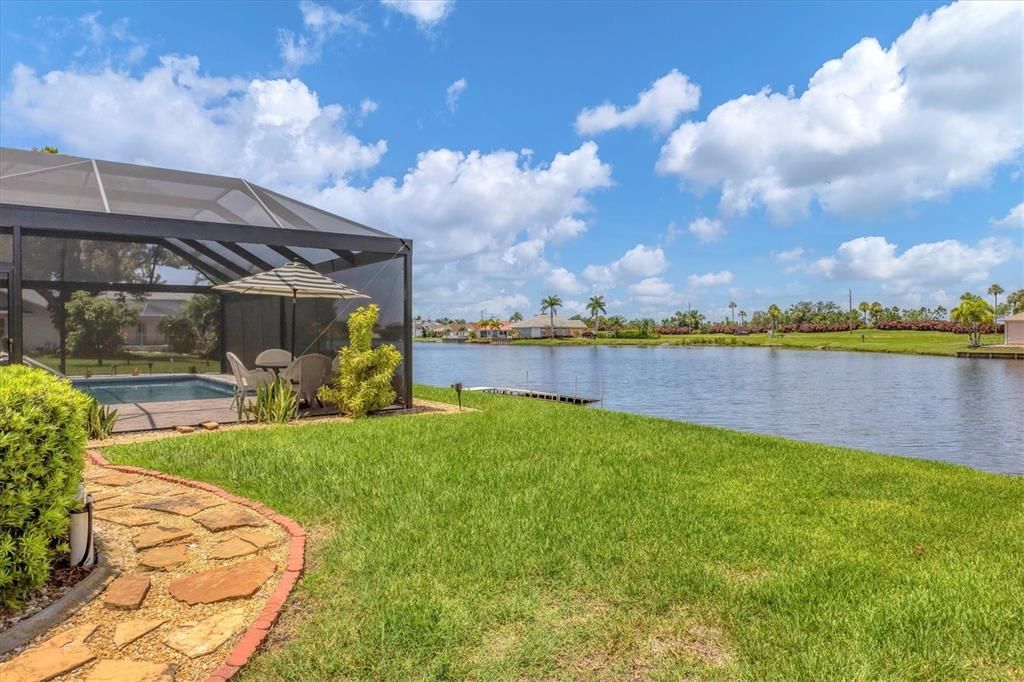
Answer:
[69,484,95,567]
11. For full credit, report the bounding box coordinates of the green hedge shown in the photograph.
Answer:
[0,365,90,609]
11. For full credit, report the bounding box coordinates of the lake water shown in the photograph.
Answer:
[414,343,1024,475]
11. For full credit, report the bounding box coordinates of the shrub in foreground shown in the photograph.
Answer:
[0,365,90,609]
[319,304,403,418]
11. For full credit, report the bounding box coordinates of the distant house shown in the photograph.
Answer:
[1005,312,1024,346]
[471,320,515,339]
[124,293,190,350]
[510,314,588,339]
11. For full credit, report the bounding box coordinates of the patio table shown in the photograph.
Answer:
[255,359,291,375]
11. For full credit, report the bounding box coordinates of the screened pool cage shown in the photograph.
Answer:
[0,147,413,407]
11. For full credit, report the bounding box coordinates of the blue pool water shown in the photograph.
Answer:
[73,376,235,405]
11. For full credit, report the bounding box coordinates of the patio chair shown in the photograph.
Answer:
[281,353,333,408]
[226,352,275,414]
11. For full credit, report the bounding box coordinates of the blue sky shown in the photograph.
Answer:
[1,0,1021,320]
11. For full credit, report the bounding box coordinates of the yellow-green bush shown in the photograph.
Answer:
[319,304,402,418]
[0,365,90,609]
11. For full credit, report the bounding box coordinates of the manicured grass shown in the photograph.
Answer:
[105,387,1024,680]
[506,329,1006,357]
[34,353,218,377]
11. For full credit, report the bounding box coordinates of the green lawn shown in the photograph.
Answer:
[507,329,1006,356]
[34,352,218,377]
[105,387,1024,680]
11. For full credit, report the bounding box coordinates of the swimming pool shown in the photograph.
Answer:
[73,375,235,405]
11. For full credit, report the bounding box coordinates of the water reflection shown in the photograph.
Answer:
[414,344,1024,474]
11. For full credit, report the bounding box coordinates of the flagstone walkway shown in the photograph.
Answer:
[0,455,305,682]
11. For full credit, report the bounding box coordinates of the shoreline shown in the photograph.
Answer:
[415,330,1013,358]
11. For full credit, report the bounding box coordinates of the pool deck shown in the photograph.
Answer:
[106,374,348,432]
[111,396,242,432]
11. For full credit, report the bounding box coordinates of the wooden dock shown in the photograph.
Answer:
[466,386,599,404]
[956,350,1024,360]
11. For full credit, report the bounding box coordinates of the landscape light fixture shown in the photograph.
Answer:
[451,382,463,411]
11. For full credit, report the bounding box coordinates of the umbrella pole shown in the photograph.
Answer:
[291,293,297,358]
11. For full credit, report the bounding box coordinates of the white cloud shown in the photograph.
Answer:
[687,216,725,243]
[381,0,454,32]
[657,1,1024,222]
[582,244,667,288]
[357,97,379,124]
[772,247,805,262]
[446,77,467,112]
[807,235,1011,288]
[545,267,585,296]
[628,277,679,304]
[575,69,700,136]
[318,142,612,264]
[2,57,387,194]
[991,202,1023,229]
[279,1,367,74]
[687,270,734,288]
[62,11,149,66]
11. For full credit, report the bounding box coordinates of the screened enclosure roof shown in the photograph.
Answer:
[0,147,408,284]
[0,147,392,238]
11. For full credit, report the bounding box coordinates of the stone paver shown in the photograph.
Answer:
[235,530,281,549]
[174,425,195,434]
[131,480,189,497]
[45,623,99,647]
[94,494,148,511]
[133,526,192,550]
[95,508,161,527]
[0,645,95,682]
[85,659,175,681]
[87,488,122,503]
[201,421,220,430]
[103,574,151,610]
[0,623,99,682]
[169,557,276,605]
[114,619,168,648]
[162,609,248,658]
[136,493,223,517]
[94,472,143,486]
[138,544,190,570]
[192,505,266,532]
[208,537,259,560]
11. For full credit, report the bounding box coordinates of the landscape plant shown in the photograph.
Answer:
[245,378,298,424]
[85,398,119,439]
[0,365,90,609]
[319,304,402,418]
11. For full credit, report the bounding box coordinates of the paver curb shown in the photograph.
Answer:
[86,449,305,681]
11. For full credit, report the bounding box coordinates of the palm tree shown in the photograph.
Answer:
[586,295,607,335]
[767,304,782,333]
[869,301,883,326]
[988,284,1004,320]
[540,295,563,338]
[858,301,870,325]
[739,310,747,326]
[728,301,737,323]
[510,311,523,322]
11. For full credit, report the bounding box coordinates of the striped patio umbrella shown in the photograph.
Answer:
[212,261,369,356]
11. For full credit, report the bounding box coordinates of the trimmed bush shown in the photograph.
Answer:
[0,365,91,609]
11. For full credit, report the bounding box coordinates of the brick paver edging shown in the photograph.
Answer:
[86,450,306,682]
